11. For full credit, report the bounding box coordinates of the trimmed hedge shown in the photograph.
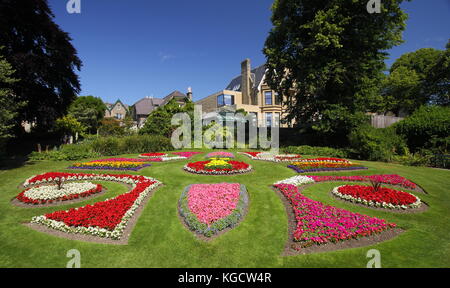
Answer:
[282,145,348,158]
[91,135,173,156]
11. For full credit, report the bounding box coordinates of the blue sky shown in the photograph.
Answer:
[48,0,450,105]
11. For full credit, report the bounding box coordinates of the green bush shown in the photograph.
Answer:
[394,105,450,153]
[29,143,99,161]
[282,145,348,157]
[91,135,173,155]
[349,125,408,162]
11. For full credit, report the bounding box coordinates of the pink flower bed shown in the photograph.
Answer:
[275,183,396,247]
[172,151,203,158]
[310,174,417,189]
[188,183,240,225]
[206,151,234,158]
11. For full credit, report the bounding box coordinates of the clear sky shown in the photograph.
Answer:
[48,0,450,105]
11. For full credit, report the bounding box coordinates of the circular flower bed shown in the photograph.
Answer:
[17,182,103,205]
[184,158,252,175]
[332,185,421,210]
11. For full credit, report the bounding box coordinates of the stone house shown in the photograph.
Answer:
[104,100,129,120]
[195,59,290,127]
[104,89,192,128]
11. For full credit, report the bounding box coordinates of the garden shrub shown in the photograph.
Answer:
[394,105,450,153]
[349,125,408,162]
[282,145,348,158]
[92,135,173,155]
[29,142,99,161]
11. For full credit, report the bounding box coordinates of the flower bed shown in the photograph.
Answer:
[26,172,161,240]
[274,183,396,248]
[16,182,103,205]
[91,158,149,162]
[288,158,367,173]
[276,174,417,190]
[184,158,252,175]
[239,151,302,162]
[69,161,151,171]
[206,151,235,158]
[179,183,248,237]
[332,185,421,209]
[139,152,168,158]
[172,151,203,158]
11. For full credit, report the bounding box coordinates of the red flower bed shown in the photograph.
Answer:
[45,181,155,231]
[336,185,418,206]
[186,160,249,172]
[140,153,167,157]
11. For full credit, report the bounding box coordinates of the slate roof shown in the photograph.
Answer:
[133,97,164,116]
[133,91,187,116]
[225,64,266,91]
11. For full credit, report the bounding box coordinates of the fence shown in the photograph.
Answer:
[371,115,404,128]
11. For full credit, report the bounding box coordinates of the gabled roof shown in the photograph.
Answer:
[133,97,164,116]
[106,99,129,112]
[161,90,187,105]
[225,64,266,91]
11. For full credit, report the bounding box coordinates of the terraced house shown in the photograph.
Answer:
[195,59,291,127]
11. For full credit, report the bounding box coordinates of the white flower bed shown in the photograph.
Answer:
[274,175,315,186]
[238,152,301,162]
[24,182,98,201]
[161,156,188,161]
[24,173,162,240]
[331,185,422,210]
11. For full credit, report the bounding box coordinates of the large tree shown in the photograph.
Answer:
[383,47,446,114]
[0,0,82,131]
[0,52,20,149]
[263,0,408,144]
[68,96,107,134]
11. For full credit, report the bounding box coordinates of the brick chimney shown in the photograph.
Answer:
[187,87,193,101]
[241,59,251,105]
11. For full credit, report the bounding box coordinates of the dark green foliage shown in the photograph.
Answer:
[140,98,194,137]
[394,105,450,153]
[349,125,408,162]
[0,51,21,154]
[91,135,173,156]
[384,47,448,114]
[29,143,99,161]
[69,96,107,133]
[282,145,348,158]
[0,0,82,130]
[264,0,407,135]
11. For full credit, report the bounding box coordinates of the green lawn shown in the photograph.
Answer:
[0,151,449,268]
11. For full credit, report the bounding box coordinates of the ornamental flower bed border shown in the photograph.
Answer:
[274,183,397,248]
[183,160,253,175]
[287,165,368,173]
[68,163,151,171]
[205,151,235,159]
[25,172,162,240]
[139,153,168,158]
[16,182,103,205]
[331,185,422,210]
[179,184,249,237]
[239,152,302,162]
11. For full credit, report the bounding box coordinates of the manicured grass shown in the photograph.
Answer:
[0,150,449,267]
